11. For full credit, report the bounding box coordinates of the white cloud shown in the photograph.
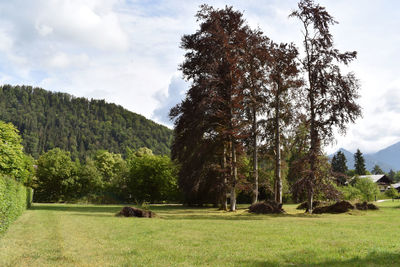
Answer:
[0,0,399,154]
[153,75,188,127]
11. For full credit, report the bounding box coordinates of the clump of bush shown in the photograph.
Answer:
[0,175,32,235]
[339,177,380,202]
[0,121,34,235]
[248,201,285,214]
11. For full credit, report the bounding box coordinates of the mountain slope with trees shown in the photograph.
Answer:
[329,148,397,172]
[0,84,172,159]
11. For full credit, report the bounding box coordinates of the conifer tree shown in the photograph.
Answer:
[354,149,366,175]
[331,151,348,174]
[172,5,253,210]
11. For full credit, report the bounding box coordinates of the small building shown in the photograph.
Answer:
[357,175,392,192]
[391,182,400,193]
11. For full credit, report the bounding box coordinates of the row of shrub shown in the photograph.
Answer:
[33,147,179,204]
[0,175,33,235]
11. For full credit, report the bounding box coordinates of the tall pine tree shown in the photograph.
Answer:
[331,151,348,174]
[354,149,366,175]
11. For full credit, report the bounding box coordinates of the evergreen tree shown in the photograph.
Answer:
[388,169,395,181]
[371,165,384,175]
[172,5,262,210]
[354,149,366,175]
[331,151,348,174]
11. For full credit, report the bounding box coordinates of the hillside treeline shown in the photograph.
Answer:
[0,84,172,159]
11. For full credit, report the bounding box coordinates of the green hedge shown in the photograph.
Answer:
[0,175,32,235]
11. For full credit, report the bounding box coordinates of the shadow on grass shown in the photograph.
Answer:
[31,204,123,213]
[30,203,330,220]
[237,251,400,267]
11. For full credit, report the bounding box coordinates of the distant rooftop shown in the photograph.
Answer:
[358,175,386,183]
[391,182,400,188]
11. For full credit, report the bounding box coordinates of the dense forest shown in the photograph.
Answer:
[0,84,172,159]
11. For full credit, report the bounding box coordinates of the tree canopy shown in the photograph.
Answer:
[0,121,33,184]
[290,0,361,212]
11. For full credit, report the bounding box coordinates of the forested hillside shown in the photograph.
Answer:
[0,85,172,159]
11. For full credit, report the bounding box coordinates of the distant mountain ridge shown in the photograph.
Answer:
[0,84,172,159]
[330,142,400,172]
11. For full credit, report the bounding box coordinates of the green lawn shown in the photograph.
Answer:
[1,201,400,266]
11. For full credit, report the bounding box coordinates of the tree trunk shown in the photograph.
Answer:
[252,106,258,204]
[221,144,228,210]
[307,187,313,214]
[274,94,282,204]
[230,139,237,211]
[308,91,317,214]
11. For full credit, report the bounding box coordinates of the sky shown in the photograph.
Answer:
[0,0,399,154]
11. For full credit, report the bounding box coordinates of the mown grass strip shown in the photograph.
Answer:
[1,202,400,266]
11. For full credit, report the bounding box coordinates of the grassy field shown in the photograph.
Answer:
[1,201,400,266]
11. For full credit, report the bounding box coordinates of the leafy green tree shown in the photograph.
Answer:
[371,165,384,175]
[126,152,179,203]
[339,185,361,201]
[94,150,126,184]
[354,178,380,202]
[77,158,103,197]
[0,121,34,184]
[354,149,366,175]
[133,147,154,157]
[34,148,77,202]
[94,150,127,201]
[385,187,399,201]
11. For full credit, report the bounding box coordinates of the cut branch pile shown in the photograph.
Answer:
[248,201,285,214]
[117,206,156,218]
[312,201,354,214]
[355,202,379,210]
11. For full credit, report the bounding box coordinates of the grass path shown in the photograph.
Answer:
[1,202,400,266]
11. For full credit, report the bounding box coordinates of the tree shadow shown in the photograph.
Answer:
[30,203,343,221]
[31,204,122,213]
[237,251,400,266]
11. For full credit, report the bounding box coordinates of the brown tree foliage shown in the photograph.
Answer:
[171,5,255,210]
[290,0,361,212]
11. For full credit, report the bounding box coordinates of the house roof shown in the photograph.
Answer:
[392,182,400,189]
[358,175,386,183]
[357,174,392,184]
